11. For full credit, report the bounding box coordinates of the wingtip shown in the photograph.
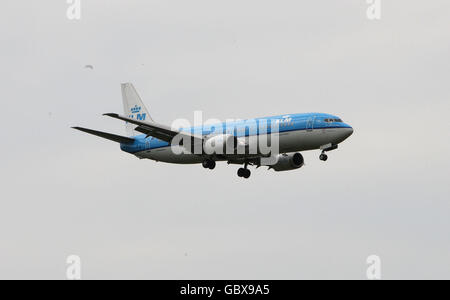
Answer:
[103,113,118,117]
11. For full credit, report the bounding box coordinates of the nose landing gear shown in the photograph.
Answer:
[319,144,338,162]
[319,153,328,161]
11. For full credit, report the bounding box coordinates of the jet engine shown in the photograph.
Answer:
[270,153,304,172]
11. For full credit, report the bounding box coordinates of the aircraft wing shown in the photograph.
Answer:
[103,113,203,144]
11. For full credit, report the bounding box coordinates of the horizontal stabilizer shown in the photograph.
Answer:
[72,127,135,144]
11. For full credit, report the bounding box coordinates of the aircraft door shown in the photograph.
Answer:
[306,116,315,132]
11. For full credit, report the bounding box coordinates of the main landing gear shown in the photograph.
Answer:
[319,152,328,161]
[237,163,251,179]
[202,159,216,170]
[203,159,251,178]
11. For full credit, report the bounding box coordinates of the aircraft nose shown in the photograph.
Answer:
[345,126,354,138]
[339,125,353,140]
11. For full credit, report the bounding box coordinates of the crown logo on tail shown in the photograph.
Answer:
[131,105,141,114]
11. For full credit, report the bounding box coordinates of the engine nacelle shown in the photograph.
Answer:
[271,153,304,172]
[203,134,238,155]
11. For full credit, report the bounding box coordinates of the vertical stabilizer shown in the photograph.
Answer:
[121,83,153,136]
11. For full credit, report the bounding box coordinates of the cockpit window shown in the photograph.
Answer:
[324,118,343,123]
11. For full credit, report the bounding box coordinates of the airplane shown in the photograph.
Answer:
[73,83,353,178]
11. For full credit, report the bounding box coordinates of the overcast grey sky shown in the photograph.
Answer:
[0,0,449,279]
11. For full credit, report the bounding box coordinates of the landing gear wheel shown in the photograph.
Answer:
[319,153,328,161]
[237,168,251,178]
[202,160,216,169]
